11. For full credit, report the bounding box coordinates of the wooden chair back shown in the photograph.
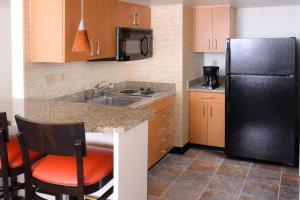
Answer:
[15,115,87,157]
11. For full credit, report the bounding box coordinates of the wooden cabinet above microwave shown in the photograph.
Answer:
[30,0,151,63]
[116,1,151,29]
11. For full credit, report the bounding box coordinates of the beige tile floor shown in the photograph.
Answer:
[148,148,299,200]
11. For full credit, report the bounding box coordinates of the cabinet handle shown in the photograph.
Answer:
[131,11,136,25]
[202,105,205,116]
[132,6,138,25]
[162,146,172,154]
[162,123,170,131]
[96,40,100,55]
[162,134,171,142]
[215,39,218,50]
[210,106,213,117]
[162,112,170,118]
[207,39,210,50]
[200,97,214,100]
[136,12,140,26]
[90,41,94,56]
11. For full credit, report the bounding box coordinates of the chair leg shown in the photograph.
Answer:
[55,194,63,200]
[97,187,113,200]
[11,177,19,199]
[2,176,10,200]
[24,182,33,200]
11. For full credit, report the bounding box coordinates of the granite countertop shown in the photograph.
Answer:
[21,81,176,134]
[187,77,225,94]
[21,99,153,134]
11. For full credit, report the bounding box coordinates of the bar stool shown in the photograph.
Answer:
[15,115,114,200]
[0,112,41,200]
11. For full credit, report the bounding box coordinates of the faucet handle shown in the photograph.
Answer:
[108,82,114,89]
[95,81,106,89]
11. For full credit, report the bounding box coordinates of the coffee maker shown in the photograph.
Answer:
[202,66,219,89]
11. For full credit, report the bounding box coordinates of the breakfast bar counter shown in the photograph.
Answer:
[12,98,153,200]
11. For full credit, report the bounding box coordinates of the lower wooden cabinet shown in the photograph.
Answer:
[147,95,175,168]
[189,92,225,148]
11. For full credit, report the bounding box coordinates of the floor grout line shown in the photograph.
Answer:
[277,166,283,200]
[237,162,253,200]
[195,154,226,200]
[157,149,202,200]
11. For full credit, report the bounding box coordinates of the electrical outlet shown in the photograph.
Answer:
[212,60,218,65]
[46,74,55,85]
[60,74,65,81]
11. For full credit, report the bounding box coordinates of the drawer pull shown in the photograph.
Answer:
[200,97,214,100]
[162,112,171,118]
[162,123,170,131]
[162,134,171,142]
[161,150,166,154]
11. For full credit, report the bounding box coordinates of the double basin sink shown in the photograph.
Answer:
[86,96,142,106]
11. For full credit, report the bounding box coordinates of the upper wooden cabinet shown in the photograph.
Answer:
[193,6,235,53]
[189,92,225,148]
[116,1,151,29]
[31,0,117,63]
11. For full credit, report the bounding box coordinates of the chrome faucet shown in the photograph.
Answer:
[92,81,114,98]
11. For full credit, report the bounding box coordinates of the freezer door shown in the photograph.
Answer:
[226,75,297,165]
[229,38,296,75]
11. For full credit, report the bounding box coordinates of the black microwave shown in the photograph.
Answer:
[116,28,153,61]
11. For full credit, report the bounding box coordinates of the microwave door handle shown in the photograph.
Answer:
[148,39,151,54]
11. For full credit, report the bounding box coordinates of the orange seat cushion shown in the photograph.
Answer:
[32,146,113,187]
[0,137,41,169]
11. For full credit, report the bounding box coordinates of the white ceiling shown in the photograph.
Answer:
[122,0,300,8]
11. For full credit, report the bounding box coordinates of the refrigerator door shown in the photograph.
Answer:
[226,75,297,165]
[229,38,296,75]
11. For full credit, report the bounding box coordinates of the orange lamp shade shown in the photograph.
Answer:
[72,20,91,52]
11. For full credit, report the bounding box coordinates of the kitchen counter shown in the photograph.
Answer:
[22,81,176,134]
[21,99,153,134]
[187,77,225,93]
[10,81,176,200]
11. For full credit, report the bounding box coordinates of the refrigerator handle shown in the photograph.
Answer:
[225,76,230,114]
[225,39,230,75]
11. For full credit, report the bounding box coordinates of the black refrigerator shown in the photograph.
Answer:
[225,38,298,166]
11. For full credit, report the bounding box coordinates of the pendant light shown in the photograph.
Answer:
[72,0,90,52]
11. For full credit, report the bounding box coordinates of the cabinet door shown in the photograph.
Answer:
[86,0,117,60]
[212,7,231,52]
[31,0,64,62]
[138,5,151,29]
[116,1,136,28]
[193,7,213,52]
[189,94,208,145]
[207,103,225,147]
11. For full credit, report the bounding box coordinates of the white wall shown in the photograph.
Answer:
[203,5,300,76]
[0,0,12,119]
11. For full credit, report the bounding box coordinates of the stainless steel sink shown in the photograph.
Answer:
[86,96,142,106]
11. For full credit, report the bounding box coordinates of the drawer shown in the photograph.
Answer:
[158,133,173,158]
[156,106,174,124]
[147,95,175,112]
[149,106,174,129]
[190,92,225,103]
[156,117,174,137]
